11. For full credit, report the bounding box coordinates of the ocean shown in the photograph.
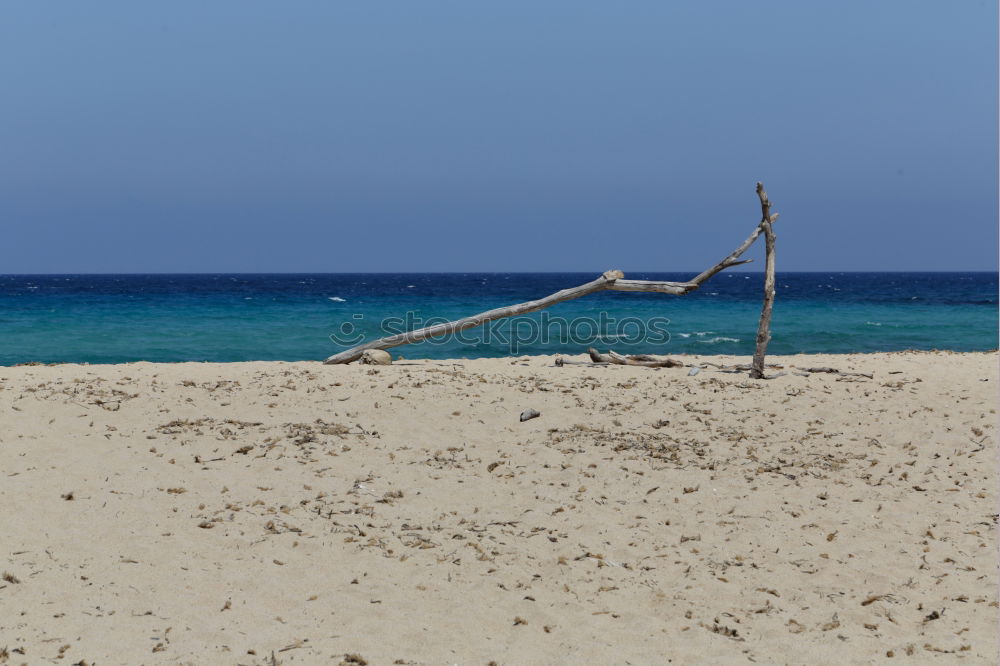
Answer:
[0,272,995,365]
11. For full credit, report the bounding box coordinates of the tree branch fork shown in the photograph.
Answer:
[325,184,780,370]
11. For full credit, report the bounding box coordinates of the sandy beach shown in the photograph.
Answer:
[0,351,996,664]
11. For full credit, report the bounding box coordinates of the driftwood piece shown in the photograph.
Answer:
[699,361,783,371]
[750,183,778,379]
[324,185,779,365]
[553,357,611,368]
[587,348,683,368]
[796,367,874,379]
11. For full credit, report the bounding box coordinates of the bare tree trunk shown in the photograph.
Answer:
[749,183,777,379]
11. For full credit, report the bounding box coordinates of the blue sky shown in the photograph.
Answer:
[1,1,996,273]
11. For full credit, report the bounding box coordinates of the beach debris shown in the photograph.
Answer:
[794,366,874,379]
[349,479,379,497]
[587,348,683,368]
[691,360,869,380]
[553,356,607,367]
[358,349,392,365]
[786,619,806,634]
[520,409,541,422]
[702,620,743,640]
[687,367,700,376]
[279,639,306,652]
[699,361,783,373]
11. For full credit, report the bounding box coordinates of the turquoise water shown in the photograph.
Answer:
[0,273,995,365]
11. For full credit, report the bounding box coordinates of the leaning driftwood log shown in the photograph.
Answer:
[324,185,779,366]
[587,348,684,368]
[324,269,623,364]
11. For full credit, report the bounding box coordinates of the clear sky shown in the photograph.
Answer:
[2,1,996,273]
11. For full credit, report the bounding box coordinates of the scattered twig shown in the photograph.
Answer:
[795,367,874,379]
[699,361,783,372]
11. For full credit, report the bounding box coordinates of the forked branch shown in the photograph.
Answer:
[324,186,779,365]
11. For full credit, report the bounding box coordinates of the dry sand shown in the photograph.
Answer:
[0,351,997,665]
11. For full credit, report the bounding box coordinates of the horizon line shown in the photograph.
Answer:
[1,270,997,277]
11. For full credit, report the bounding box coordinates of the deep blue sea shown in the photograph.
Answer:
[0,273,995,365]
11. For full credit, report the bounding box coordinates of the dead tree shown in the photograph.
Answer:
[324,184,779,374]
